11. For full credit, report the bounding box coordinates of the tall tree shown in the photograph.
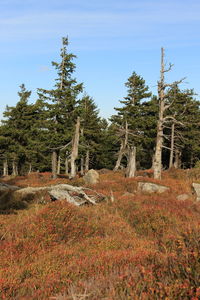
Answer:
[153,48,185,179]
[111,71,152,174]
[37,37,83,178]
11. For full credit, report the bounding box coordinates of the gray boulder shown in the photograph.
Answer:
[192,183,200,201]
[15,183,104,206]
[83,169,99,185]
[138,182,170,194]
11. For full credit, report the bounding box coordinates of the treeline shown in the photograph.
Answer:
[0,38,200,178]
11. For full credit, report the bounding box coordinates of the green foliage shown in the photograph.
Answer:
[0,84,44,174]
[194,160,200,168]
[77,94,105,168]
[163,86,200,168]
[1,41,200,175]
[111,72,157,169]
[37,37,83,151]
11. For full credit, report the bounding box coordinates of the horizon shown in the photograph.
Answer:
[0,0,200,120]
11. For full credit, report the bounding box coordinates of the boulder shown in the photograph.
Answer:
[83,169,99,185]
[138,182,170,194]
[176,194,190,201]
[192,183,200,201]
[15,183,105,206]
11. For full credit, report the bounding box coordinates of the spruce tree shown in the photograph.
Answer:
[37,37,83,177]
[164,86,200,168]
[111,71,152,171]
[1,84,43,174]
[77,94,103,171]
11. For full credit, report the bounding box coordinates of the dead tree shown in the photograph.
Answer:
[80,157,84,175]
[28,163,32,174]
[168,121,185,169]
[114,120,128,171]
[126,146,136,178]
[12,159,18,176]
[70,117,80,178]
[85,150,90,172]
[57,155,61,175]
[3,159,8,176]
[153,48,185,179]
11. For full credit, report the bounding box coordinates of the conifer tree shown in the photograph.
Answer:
[164,85,200,168]
[111,72,152,172]
[1,84,42,174]
[37,37,83,178]
[77,94,103,172]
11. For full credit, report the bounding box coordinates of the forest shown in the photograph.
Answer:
[1,37,200,180]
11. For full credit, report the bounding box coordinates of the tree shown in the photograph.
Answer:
[0,84,43,175]
[153,48,185,179]
[164,86,200,169]
[77,94,103,172]
[37,37,83,178]
[111,71,152,174]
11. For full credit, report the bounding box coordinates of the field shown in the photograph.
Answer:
[0,170,200,299]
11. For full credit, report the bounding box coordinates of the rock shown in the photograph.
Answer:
[192,183,200,201]
[15,183,105,206]
[0,183,20,192]
[138,182,170,194]
[83,169,99,185]
[176,194,190,201]
[49,189,86,206]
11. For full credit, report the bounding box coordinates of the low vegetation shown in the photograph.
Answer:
[0,170,200,299]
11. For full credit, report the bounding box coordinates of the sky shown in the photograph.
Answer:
[0,0,200,119]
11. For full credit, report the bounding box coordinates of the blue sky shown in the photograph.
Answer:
[0,0,200,119]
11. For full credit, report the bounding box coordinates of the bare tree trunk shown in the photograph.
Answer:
[126,146,136,178]
[169,122,175,168]
[114,142,124,171]
[174,149,181,169]
[65,157,69,176]
[114,120,128,171]
[70,117,80,178]
[52,151,57,179]
[12,160,18,176]
[153,48,165,179]
[85,150,89,172]
[57,154,61,175]
[28,163,32,174]
[153,48,184,178]
[80,157,84,176]
[3,159,8,176]
[153,120,163,179]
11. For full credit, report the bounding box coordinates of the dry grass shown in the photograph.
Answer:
[0,169,200,299]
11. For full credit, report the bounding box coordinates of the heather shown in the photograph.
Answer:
[0,170,200,299]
